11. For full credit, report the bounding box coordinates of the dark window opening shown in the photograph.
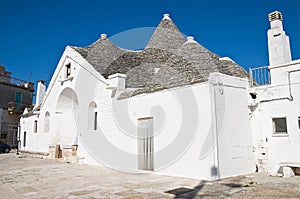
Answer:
[94,112,97,130]
[298,117,300,129]
[15,92,23,103]
[66,63,71,78]
[34,120,38,133]
[250,92,257,99]
[274,33,281,37]
[23,132,26,147]
[0,133,7,139]
[273,117,287,134]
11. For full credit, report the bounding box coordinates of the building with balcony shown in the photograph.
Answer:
[0,65,34,147]
[249,11,300,176]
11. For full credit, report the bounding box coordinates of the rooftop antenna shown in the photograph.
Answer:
[30,71,32,82]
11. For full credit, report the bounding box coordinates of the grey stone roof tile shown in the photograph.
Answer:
[145,17,186,53]
[71,15,249,98]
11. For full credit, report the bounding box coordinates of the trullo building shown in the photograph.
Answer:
[20,11,300,180]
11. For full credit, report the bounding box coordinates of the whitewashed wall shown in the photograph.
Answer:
[20,114,40,151]
[20,47,255,181]
[20,46,110,154]
[251,61,300,174]
[78,74,255,180]
[210,73,256,178]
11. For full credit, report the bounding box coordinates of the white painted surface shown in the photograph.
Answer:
[19,45,255,180]
[219,57,235,63]
[107,73,126,97]
[35,81,46,107]
[249,12,300,175]
[251,61,300,174]
[283,166,295,177]
[267,14,292,66]
[19,11,300,181]
[210,73,256,178]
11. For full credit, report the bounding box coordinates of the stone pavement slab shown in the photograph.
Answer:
[1,152,300,198]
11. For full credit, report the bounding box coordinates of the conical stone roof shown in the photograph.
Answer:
[71,14,249,97]
[145,14,186,53]
[72,34,128,75]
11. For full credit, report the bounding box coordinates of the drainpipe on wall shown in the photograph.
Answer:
[287,69,300,100]
[209,74,222,180]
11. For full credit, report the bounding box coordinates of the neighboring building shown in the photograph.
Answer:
[249,11,300,175]
[0,65,34,147]
[19,11,300,180]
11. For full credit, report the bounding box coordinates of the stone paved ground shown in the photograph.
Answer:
[1,152,300,199]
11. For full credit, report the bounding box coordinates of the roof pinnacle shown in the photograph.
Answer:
[163,14,171,20]
[101,34,107,39]
[186,36,197,44]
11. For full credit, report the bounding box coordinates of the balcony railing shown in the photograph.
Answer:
[249,66,271,87]
[0,73,34,90]
[7,102,33,114]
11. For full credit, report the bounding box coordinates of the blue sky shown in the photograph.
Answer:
[0,0,299,91]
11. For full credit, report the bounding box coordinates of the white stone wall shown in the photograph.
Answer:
[210,73,256,179]
[20,114,40,151]
[20,46,110,152]
[251,61,300,174]
[20,47,255,181]
[77,73,255,180]
[268,19,292,66]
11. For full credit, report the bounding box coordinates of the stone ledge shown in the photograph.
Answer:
[19,150,49,156]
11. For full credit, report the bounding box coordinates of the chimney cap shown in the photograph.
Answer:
[37,80,45,84]
[269,11,283,22]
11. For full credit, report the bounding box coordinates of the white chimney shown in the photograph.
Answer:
[36,80,46,106]
[107,73,127,97]
[267,11,292,66]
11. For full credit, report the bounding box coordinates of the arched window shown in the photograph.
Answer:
[44,112,50,132]
[88,102,97,130]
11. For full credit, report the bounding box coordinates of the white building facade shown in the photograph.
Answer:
[20,11,299,180]
[250,11,300,175]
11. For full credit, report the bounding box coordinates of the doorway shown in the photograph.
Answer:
[137,117,154,171]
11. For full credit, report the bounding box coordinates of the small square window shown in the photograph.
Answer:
[272,117,287,134]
